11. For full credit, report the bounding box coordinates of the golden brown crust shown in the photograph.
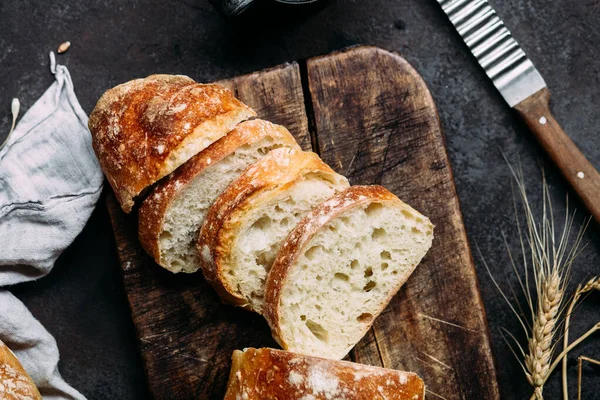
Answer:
[138,119,300,268]
[224,347,425,400]
[263,186,407,348]
[0,340,42,400]
[197,148,346,308]
[89,74,256,213]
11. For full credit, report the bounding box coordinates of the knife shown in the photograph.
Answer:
[437,0,600,222]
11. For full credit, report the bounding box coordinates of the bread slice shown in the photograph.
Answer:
[138,119,300,273]
[198,148,349,313]
[89,75,256,213]
[0,339,42,400]
[264,186,434,360]
[224,347,425,400]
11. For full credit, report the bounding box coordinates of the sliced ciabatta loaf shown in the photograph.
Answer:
[89,75,256,212]
[264,186,434,360]
[138,119,300,273]
[0,339,42,400]
[224,347,425,400]
[198,148,349,313]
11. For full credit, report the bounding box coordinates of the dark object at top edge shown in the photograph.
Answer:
[212,0,322,16]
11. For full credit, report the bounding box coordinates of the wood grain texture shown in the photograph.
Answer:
[306,46,500,399]
[107,46,500,399]
[514,88,600,223]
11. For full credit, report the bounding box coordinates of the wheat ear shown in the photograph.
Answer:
[525,271,563,387]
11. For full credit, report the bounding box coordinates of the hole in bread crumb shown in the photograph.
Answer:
[251,216,272,230]
[372,228,386,240]
[350,260,360,269]
[357,313,374,323]
[256,252,270,270]
[334,273,350,282]
[380,250,391,260]
[340,216,351,225]
[159,231,173,241]
[250,291,263,300]
[363,281,376,292]
[328,225,337,232]
[315,304,322,311]
[364,267,373,277]
[392,270,398,275]
[306,320,329,343]
[381,262,389,270]
[316,275,322,281]
[365,202,383,216]
[305,245,323,261]
[401,210,414,219]
[300,315,306,321]
[280,217,290,226]
[411,226,422,234]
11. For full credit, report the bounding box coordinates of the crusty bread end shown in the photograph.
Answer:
[0,340,42,400]
[89,75,256,213]
[224,347,425,400]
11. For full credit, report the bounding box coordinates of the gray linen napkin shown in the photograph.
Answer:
[0,53,103,399]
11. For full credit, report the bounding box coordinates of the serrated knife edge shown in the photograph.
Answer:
[437,0,546,107]
[437,0,600,222]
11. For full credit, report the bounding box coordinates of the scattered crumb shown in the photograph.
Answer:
[57,41,71,53]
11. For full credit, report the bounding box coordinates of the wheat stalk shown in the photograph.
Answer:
[562,276,600,399]
[484,161,591,400]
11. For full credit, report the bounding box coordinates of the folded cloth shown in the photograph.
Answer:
[0,53,101,399]
[0,53,103,285]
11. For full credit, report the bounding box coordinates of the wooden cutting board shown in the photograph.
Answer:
[106,46,500,400]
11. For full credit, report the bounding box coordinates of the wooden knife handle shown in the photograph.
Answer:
[514,88,600,223]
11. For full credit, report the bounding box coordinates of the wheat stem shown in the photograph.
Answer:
[561,277,600,400]
[577,356,600,400]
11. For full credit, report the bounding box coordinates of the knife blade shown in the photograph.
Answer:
[437,0,600,222]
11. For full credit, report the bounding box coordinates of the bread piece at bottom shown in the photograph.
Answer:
[138,119,300,273]
[264,186,434,360]
[224,347,425,400]
[0,340,42,400]
[198,148,349,313]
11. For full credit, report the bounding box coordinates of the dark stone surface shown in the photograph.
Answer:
[1,0,598,398]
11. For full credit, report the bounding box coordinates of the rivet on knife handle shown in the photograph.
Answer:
[438,0,600,222]
[514,89,600,223]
